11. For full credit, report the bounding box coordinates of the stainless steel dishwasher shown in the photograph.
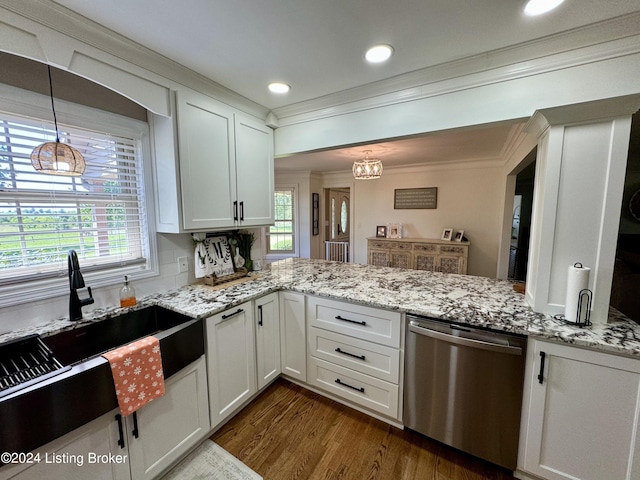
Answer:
[403,314,526,470]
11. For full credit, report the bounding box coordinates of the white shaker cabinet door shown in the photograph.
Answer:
[279,291,306,382]
[127,356,210,480]
[517,339,640,480]
[255,292,281,390]
[176,90,236,230]
[0,409,129,480]
[206,302,257,428]
[234,114,274,227]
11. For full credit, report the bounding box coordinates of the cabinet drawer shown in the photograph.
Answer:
[307,297,401,348]
[413,243,437,252]
[308,357,399,419]
[438,244,467,256]
[309,327,400,383]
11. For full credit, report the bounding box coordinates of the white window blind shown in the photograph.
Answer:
[267,188,295,254]
[0,111,148,284]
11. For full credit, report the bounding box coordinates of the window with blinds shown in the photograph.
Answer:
[0,111,148,284]
[267,187,295,254]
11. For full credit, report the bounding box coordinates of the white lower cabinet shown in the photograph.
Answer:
[0,356,209,480]
[306,296,402,421]
[517,339,640,480]
[255,293,281,390]
[206,302,257,428]
[0,409,129,480]
[127,356,210,480]
[279,291,306,382]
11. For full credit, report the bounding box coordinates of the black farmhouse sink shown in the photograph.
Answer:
[0,305,203,457]
[42,305,194,366]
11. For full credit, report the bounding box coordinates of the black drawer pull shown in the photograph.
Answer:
[222,308,244,320]
[335,347,365,361]
[258,305,263,327]
[233,201,238,221]
[240,201,245,221]
[335,315,366,326]
[335,378,365,393]
[538,351,546,384]
[115,414,125,449]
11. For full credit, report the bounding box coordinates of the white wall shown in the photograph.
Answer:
[351,163,504,277]
[278,161,505,278]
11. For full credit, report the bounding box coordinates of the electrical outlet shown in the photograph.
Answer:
[177,256,188,273]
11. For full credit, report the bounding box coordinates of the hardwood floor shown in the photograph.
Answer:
[211,379,516,480]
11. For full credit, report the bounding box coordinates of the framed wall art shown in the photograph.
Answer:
[312,193,320,236]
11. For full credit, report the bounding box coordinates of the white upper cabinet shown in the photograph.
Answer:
[154,89,274,233]
[177,90,237,230]
[234,115,275,226]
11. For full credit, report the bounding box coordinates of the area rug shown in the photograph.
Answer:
[162,439,262,480]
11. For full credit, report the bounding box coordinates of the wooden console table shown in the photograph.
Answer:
[367,237,469,274]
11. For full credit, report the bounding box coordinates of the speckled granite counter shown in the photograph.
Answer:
[2,258,639,357]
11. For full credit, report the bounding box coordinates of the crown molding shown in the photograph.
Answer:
[271,12,640,126]
[0,0,269,120]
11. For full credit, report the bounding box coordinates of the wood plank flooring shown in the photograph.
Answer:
[211,379,516,480]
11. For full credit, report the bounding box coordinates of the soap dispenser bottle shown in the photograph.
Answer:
[119,275,137,308]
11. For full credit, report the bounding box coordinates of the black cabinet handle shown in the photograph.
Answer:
[222,308,244,320]
[233,201,238,221]
[335,315,366,326]
[240,201,244,221]
[258,305,263,327]
[335,347,365,361]
[538,351,546,384]
[115,414,125,449]
[335,378,365,393]
[132,411,139,439]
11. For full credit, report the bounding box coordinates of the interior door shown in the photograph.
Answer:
[329,189,350,242]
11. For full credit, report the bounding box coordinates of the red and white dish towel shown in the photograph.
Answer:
[103,336,165,415]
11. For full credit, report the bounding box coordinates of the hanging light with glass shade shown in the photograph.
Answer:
[30,65,86,176]
[353,150,383,180]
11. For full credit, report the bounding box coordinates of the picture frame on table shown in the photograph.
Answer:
[441,228,453,241]
[388,223,402,239]
[454,230,464,242]
[376,225,387,238]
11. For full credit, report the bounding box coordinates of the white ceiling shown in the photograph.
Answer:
[275,121,525,173]
[50,0,640,172]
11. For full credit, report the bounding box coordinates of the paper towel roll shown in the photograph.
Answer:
[564,263,590,322]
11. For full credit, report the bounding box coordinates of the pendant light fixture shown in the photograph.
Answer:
[353,150,383,180]
[30,65,86,176]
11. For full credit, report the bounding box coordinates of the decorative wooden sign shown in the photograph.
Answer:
[394,187,437,209]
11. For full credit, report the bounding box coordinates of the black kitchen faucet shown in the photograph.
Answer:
[68,249,94,321]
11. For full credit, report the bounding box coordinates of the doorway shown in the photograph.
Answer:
[509,160,536,280]
[324,187,350,261]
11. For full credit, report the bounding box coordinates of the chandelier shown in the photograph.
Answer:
[353,150,383,180]
[30,65,86,176]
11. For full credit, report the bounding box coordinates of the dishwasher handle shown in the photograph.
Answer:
[408,321,523,356]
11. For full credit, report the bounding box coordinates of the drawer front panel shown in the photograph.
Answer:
[309,327,400,383]
[439,245,467,256]
[413,243,437,252]
[308,357,399,419]
[307,297,401,348]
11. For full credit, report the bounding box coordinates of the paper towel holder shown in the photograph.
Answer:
[556,287,592,327]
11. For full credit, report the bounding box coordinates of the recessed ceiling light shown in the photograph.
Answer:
[365,45,394,63]
[524,0,565,16]
[268,82,290,94]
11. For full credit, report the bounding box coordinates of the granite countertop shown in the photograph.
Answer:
[2,258,640,357]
